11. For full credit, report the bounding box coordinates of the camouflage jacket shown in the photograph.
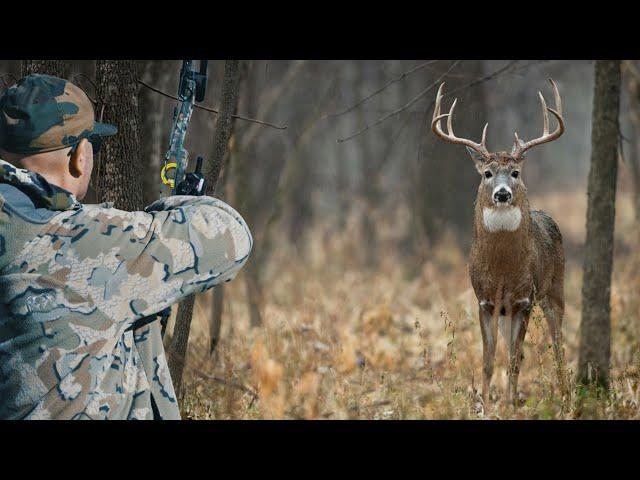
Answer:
[0,159,252,419]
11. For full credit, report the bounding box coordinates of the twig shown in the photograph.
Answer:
[330,60,441,117]
[70,73,99,104]
[422,60,521,113]
[194,370,259,402]
[0,73,18,89]
[137,79,287,130]
[241,60,307,148]
[338,60,462,143]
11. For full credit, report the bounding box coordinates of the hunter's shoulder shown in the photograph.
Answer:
[0,183,60,224]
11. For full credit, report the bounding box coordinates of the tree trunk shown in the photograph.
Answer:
[209,284,225,355]
[577,60,621,389]
[209,80,242,358]
[139,60,173,206]
[22,60,71,79]
[207,139,236,355]
[93,60,144,210]
[168,60,241,399]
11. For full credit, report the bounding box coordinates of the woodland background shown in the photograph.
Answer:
[1,60,638,419]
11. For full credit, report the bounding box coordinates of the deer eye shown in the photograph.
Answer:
[511,171,520,179]
[484,171,493,179]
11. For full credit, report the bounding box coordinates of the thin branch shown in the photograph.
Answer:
[70,73,99,104]
[0,73,18,89]
[339,60,529,144]
[193,369,259,402]
[241,60,307,148]
[137,78,287,130]
[427,60,524,110]
[338,60,462,143]
[331,60,441,117]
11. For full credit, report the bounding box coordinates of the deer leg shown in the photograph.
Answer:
[507,309,530,406]
[479,303,498,404]
[540,296,567,397]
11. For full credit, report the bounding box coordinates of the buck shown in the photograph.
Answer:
[431,79,566,405]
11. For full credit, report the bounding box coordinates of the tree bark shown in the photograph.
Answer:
[168,60,241,399]
[93,60,144,210]
[22,60,71,79]
[577,60,621,389]
[209,85,241,358]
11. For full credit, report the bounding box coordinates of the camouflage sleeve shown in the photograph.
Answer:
[51,195,252,326]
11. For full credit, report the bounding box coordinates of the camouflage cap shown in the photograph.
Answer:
[0,74,117,155]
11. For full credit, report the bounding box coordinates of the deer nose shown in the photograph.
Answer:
[494,187,512,203]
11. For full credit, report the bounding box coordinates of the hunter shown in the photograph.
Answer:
[0,74,252,419]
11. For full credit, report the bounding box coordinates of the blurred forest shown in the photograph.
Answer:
[2,60,639,419]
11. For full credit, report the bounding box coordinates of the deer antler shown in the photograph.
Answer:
[511,79,565,160]
[431,82,491,161]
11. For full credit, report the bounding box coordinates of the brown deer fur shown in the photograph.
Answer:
[469,153,565,404]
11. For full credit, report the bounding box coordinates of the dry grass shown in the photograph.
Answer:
[174,190,640,419]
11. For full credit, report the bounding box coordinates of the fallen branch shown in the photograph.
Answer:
[137,78,287,130]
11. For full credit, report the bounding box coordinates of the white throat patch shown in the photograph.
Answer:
[482,206,522,232]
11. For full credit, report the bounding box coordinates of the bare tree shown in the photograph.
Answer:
[577,60,621,389]
[22,60,71,79]
[93,60,144,210]
[168,60,241,399]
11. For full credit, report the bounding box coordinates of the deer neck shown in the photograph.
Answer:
[472,197,532,274]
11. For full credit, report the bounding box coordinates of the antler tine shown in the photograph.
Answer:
[446,98,458,136]
[550,78,562,116]
[538,92,549,136]
[430,82,491,160]
[512,78,565,159]
[433,82,445,120]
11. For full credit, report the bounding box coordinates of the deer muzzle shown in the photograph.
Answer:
[493,185,512,205]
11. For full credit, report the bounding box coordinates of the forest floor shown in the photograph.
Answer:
[175,190,640,419]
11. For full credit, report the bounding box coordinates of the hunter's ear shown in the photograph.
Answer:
[69,139,91,178]
[466,146,486,173]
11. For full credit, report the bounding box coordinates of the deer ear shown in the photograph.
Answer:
[466,147,485,173]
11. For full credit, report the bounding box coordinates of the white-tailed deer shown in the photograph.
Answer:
[431,79,566,405]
